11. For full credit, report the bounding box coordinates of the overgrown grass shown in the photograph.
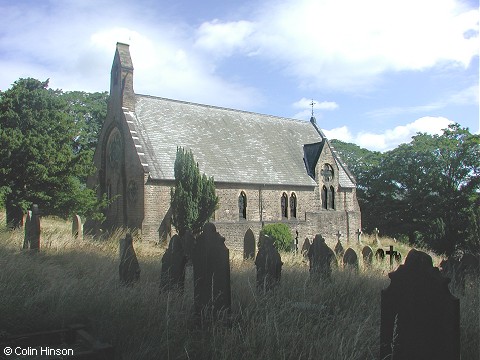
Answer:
[0,216,478,359]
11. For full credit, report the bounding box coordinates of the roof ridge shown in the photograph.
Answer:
[135,93,313,125]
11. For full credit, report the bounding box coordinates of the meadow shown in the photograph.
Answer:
[0,214,478,360]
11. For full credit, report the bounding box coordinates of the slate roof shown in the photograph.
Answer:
[129,94,355,188]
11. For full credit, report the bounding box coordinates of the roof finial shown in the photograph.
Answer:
[309,99,317,125]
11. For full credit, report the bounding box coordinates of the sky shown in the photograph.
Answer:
[0,0,478,152]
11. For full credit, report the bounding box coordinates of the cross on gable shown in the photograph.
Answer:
[336,230,342,240]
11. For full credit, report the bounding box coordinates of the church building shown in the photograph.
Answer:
[87,42,361,250]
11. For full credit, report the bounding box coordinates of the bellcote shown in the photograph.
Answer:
[110,42,135,110]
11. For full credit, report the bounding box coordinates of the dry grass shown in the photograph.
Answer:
[0,216,478,360]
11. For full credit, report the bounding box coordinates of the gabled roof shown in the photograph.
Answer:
[129,94,355,188]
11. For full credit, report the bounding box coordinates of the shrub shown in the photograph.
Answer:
[260,223,293,251]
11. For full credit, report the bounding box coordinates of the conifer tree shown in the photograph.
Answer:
[170,147,219,236]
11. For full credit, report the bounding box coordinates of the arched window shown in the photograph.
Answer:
[330,186,335,209]
[281,193,288,219]
[290,193,297,218]
[239,191,247,220]
[322,186,328,210]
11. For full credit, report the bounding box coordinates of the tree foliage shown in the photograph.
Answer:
[170,147,219,237]
[260,223,293,252]
[0,78,108,226]
[332,124,480,256]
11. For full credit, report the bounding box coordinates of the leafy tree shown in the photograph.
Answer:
[260,223,293,252]
[332,125,479,256]
[0,78,107,227]
[170,147,219,237]
[61,91,108,158]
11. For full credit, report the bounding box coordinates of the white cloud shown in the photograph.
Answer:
[366,84,479,119]
[240,0,479,91]
[323,126,353,143]
[292,97,338,110]
[353,116,454,151]
[194,20,256,57]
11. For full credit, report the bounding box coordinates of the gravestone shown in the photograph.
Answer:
[334,239,344,257]
[119,233,140,285]
[307,234,337,280]
[23,205,41,251]
[191,223,231,318]
[441,253,479,293]
[243,228,256,260]
[362,246,374,266]
[72,214,83,239]
[334,230,344,257]
[343,248,359,271]
[373,227,380,245]
[255,234,283,292]
[301,237,311,258]
[160,235,188,292]
[380,249,460,360]
[376,248,385,261]
[356,228,363,244]
[386,245,401,268]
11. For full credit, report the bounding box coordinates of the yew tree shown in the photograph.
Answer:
[0,78,106,227]
[170,147,219,237]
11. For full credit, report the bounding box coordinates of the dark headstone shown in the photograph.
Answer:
[119,233,140,286]
[243,228,256,260]
[160,235,188,292]
[394,252,402,264]
[72,214,83,239]
[301,237,311,258]
[334,239,344,256]
[255,234,283,292]
[307,234,337,280]
[386,245,400,268]
[441,253,479,293]
[23,205,40,251]
[362,246,374,266]
[380,249,460,360]
[376,248,385,261]
[343,248,359,271]
[192,223,231,318]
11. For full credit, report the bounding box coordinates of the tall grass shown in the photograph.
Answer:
[0,217,478,359]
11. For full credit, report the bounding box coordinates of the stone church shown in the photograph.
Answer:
[87,42,361,250]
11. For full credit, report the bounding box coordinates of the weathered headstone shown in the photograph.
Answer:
[72,214,83,239]
[362,246,374,266]
[356,228,363,244]
[119,233,140,286]
[334,237,344,257]
[334,241,344,256]
[386,245,400,268]
[376,248,385,261]
[380,249,460,360]
[255,234,283,292]
[307,234,337,280]
[192,223,231,318]
[343,248,359,271]
[243,228,256,260]
[160,235,188,292]
[441,253,479,293]
[373,227,380,245]
[23,205,40,251]
[301,237,311,258]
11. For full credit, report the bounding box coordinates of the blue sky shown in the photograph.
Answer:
[1,0,478,151]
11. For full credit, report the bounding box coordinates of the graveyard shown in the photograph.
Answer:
[0,213,478,360]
